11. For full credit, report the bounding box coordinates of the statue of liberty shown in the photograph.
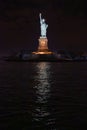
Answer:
[39,13,48,38]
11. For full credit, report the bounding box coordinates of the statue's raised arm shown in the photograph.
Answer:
[39,13,42,23]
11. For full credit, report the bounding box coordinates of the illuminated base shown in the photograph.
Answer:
[32,37,53,55]
[32,51,53,54]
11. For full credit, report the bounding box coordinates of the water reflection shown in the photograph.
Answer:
[35,62,51,104]
[32,62,55,128]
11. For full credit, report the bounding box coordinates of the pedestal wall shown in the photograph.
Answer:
[38,37,48,51]
[32,37,53,54]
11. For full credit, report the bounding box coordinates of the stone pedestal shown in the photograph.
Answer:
[32,37,53,54]
[38,37,48,52]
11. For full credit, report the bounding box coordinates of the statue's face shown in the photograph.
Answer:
[42,19,45,22]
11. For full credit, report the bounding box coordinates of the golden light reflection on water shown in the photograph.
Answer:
[35,62,51,103]
[33,62,51,121]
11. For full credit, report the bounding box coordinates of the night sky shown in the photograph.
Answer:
[0,0,87,54]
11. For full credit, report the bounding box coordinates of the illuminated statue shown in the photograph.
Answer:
[39,13,48,37]
[32,13,53,54]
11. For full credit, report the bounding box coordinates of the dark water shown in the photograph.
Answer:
[0,60,87,130]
